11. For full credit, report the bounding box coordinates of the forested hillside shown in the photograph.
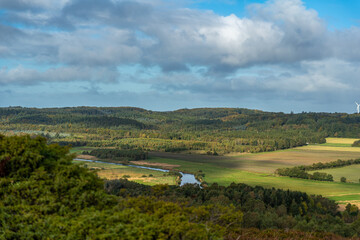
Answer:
[1,107,359,154]
[1,134,360,239]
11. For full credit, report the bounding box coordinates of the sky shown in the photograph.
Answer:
[0,0,360,113]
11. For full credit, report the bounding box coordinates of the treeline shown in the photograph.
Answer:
[9,114,148,129]
[276,167,334,181]
[2,106,360,155]
[105,179,360,237]
[84,148,148,161]
[303,158,360,171]
[276,158,360,181]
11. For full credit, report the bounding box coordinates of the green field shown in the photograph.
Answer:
[321,143,353,147]
[141,138,360,205]
[73,137,360,206]
[309,165,360,183]
[146,156,360,200]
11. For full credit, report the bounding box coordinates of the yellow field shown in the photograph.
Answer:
[301,145,360,152]
[74,160,177,185]
[326,138,360,144]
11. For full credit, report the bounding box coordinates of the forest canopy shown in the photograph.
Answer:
[3,107,359,155]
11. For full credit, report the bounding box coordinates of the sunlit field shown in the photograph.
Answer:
[309,165,360,183]
[72,138,360,205]
[73,160,177,185]
[136,138,360,205]
[326,138,360,144]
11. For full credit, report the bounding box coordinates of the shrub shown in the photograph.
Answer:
[352,140,360,147]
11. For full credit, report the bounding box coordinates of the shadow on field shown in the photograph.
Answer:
[148,152,287,173]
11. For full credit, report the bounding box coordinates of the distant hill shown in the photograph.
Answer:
[1,106,359,154]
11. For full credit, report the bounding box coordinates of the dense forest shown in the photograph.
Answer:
[1,106,359,154]
[83,148,148,161]
[0,134,360,239]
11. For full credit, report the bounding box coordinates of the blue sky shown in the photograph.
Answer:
[191,0,360,29]
[0,0,360,113]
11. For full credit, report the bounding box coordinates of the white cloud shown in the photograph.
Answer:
[1,0,360,112]
[0,0,71,10]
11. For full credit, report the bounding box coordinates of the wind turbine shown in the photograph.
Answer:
[356,102,360,114]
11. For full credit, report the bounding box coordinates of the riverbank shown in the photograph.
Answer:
[74,158,201,186]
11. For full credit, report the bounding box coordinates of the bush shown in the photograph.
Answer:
[352,140,360,147]
[88,148,148,161]
[341,177,347,183]
[0,135,73,179]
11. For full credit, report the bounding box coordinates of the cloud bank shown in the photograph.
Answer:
[0,0,359,112]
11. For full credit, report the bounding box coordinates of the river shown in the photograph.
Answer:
[74,158,201,186]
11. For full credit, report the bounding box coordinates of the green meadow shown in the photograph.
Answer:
[309,165,360,183]
[140,138,360,205]
[146,155,360,201]
[73,137,360,205]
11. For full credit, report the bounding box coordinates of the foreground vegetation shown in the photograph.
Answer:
[0,135,243,239]
[2,134,360,239]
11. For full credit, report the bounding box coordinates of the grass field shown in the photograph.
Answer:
[72,137,360,206]
[147,156,360,199]
[73,160,176,185]
[144,138,360,205]
[309,165,360,183]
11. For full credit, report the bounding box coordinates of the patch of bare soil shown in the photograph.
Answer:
[76,154,98,160]
[149,151,227,161]
[338,201,360,211]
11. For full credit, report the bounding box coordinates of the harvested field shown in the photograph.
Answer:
[73,160,176,185]
[76,154,98,160]
[326,138,360,144]
[130,160,180,169]
[150,145,360,174]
